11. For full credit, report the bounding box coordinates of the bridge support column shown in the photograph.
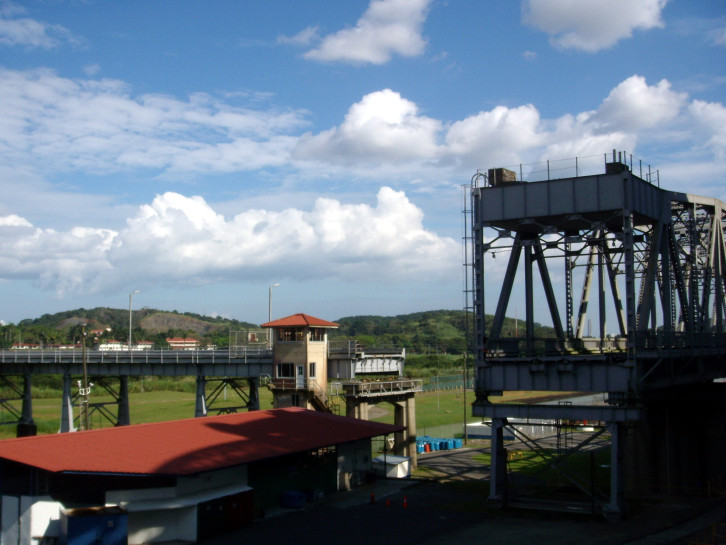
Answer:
[195,375,207,417]
[60,373,76,433]
[345,399,369,420]
[604,422,625,520]
[393,395,417,468]
[117,376,130,426]
[488,418,507,507]
[247,378,260,411]
[17,372,36,437]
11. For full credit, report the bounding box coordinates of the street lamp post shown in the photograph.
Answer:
[129,289,140,352]
[81,324,89,431]
[268,283,279,349]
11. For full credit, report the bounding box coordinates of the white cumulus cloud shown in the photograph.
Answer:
[0,189,459,296]
[523,0,669,52]
[294,89,442,165]
[591,75,687,131]
[0,68,308,177]
[303,0,432,64]
[0,2,79,49]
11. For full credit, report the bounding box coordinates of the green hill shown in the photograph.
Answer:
[2,307,554,354]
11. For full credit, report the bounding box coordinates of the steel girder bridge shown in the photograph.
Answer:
[0,349,273,433]
[466,153,726,517]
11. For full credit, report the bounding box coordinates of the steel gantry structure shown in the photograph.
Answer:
[467,153,726,517]
[0,348,272,433]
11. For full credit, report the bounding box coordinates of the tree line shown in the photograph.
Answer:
[0,307,554,353]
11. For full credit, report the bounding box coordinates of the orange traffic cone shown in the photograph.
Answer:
[403,496,408,508]
[370,492,375,504]
[385,497,390,506]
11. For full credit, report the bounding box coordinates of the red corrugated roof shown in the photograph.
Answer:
[261,313,340,328]
[0,408,400,476]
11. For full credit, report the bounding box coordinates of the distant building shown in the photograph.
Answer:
[97,340,125,351]
[0,408,400,544]
[166,337,200,350]
[47,344,81,350]
[97,340,154,351]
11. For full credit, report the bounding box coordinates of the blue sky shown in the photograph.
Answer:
[0,0,724,326]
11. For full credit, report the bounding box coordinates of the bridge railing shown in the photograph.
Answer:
[0,347,272,364]
[484,332,726,358]
[328,340,405,357]
[332,379,423,397]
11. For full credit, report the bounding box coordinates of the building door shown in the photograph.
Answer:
[296,364,305,388]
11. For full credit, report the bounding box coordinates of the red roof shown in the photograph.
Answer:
[261,313,340,329]
[0,408,399,476]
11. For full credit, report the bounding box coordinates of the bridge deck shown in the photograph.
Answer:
[0,349,274,377]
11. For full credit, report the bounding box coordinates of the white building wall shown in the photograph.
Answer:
[1,495,19,545]
[336,439,372,491]
[126,507,196,545]
[176,466,247,496]
[106,467,250,544]
[1,495,63,545]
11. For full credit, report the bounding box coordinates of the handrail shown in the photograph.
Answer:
[484,332,726,358]
[332,379,423,397]
[0,347,273,364]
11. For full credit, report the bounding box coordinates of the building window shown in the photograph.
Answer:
[310,328,325,341]
[309,362,316,378]
[277,363,294,378]
[278,328,304,342]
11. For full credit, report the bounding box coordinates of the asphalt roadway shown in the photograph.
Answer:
[198,446,726,545]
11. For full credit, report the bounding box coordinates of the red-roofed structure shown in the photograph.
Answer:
[261,312,340,328]
[0,408,402,544]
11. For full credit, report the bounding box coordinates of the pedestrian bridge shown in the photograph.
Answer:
[0,348,274,433]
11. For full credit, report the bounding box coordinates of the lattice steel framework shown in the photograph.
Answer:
[469,161,726,397]
[466,155,726,517]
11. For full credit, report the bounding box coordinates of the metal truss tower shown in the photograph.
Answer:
[467,152,726,517]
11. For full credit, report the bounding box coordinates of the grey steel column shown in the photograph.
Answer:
[60,373,75,433]
[598,240,606,347]
[488,235,523,343]
[604,421,625,519]
[488,417,507,507]
[576,243,597,338]
[18,372,36,436]
[117,376,130,426]
[524,242,535,355]
[195,375,207,417]
[534,240,564,340]
[247,377,260,411]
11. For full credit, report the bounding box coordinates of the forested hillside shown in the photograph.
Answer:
[1,307,554,353]
[332,310,554,355]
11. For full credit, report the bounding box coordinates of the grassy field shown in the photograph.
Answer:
[0,384,485,439]
[0,382,575,441]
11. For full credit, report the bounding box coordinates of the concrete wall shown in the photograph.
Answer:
[126,506,195,545]
[1,495,62,545]
[105,467,249,544]
[337,439,372,490]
